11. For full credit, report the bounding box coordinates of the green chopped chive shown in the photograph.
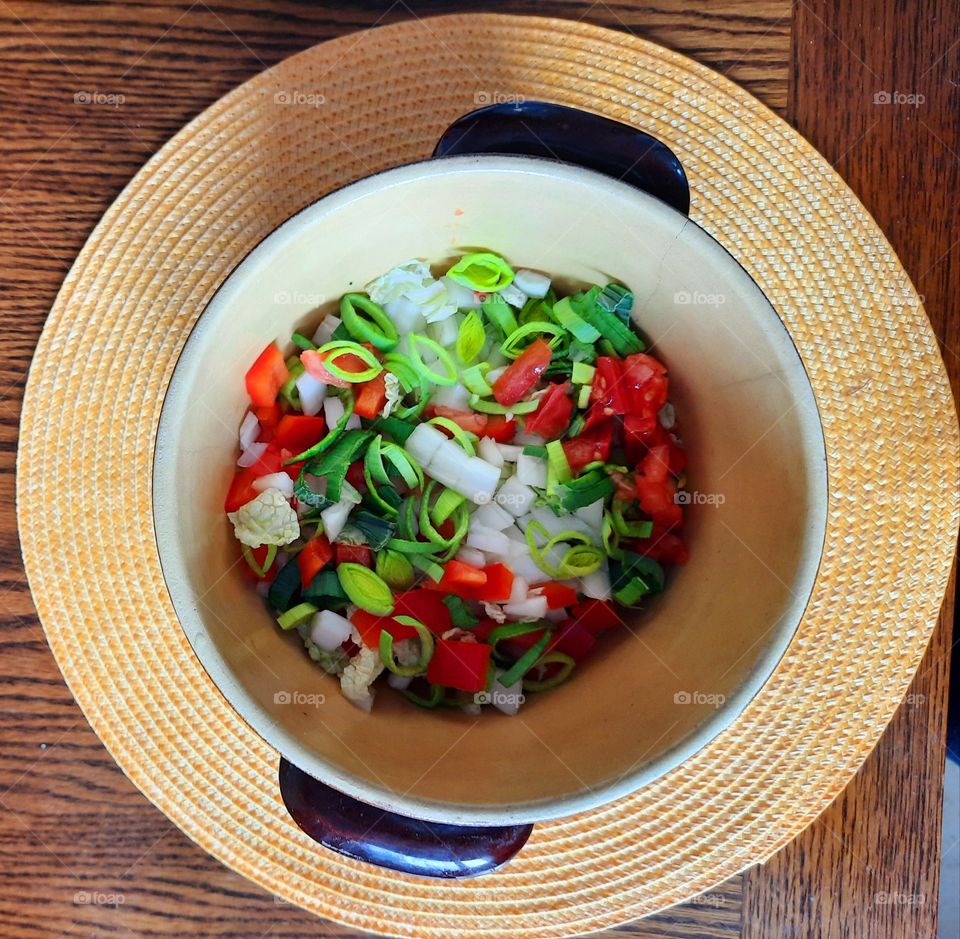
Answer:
[340,293,399,351]
[337,563,394,615]
[446,251,514,292]
[277,602,318,631]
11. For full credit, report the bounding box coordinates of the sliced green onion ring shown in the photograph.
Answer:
[242,543,277,576]
[427,416,477,455]
[291,332,318,352]
[431,487,466,525]
[379,615,434,676]
[469,394,539,415]
[500,322,567,360]
[277,602,318,631]
[461,363,493,396]
[376,549,415,590]
[446,251,514,292]
[523,652,576,691]
[488,622,547,656]
[410,553,445,582]
[340,293,399,351]
[409,334,458,387]
[611,500,654,538]
[455,310,486,364]
[499,631,552,686]
[337,563,394,615]
[316,340,383,383]
[403,683,444,708]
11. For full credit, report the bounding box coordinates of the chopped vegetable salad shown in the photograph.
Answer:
[225,252,689,713]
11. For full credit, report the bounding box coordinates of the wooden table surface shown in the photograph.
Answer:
[1,1,956,937]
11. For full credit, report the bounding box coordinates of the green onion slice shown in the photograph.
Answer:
[340,293,399,351]
[315,340,383,383]
[285,392,355,464]
[337,563,394,615]
[469,394,539,415]
[482,295,518,336]
[409,553,445,582]
[409,334,458,387]
[461,363,493,396]
[242,543,277,577]
[455,310,486,364]
[431,487,466,525]
[403,683,444,708]
[523,652,576,691]
[291,332,318,352]
[546,439,572,484]
[427,416,477,455]
[379,615,434,676]
[446,252,514,292]
[277,602,318,631]
[499,631,553,686]
[488,622,547,655]
[611,500,654,538]
[375,548,415,590]
[500,321,567,360]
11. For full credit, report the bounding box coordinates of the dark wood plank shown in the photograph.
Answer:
[742,0,959,936]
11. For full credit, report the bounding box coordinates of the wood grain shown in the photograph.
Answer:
[0,1,951,938]
[742,1,959,937]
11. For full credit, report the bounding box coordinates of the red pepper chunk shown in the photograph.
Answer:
[492,338,552,406]
[297,536,334,589]
[351,590,454,649]
[272,415,327,454]
[570,598,621,634]
[353,372,388,419]
[531,581,578,609]
[335,544,373,567]
[245,342,289,407]
[427,639,492,693]
[224,467,260,512]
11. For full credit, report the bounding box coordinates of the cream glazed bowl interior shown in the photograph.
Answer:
[154,154,827,827]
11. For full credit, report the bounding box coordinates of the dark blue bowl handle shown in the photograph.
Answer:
[433,100,690,216]
[278,758,532,878]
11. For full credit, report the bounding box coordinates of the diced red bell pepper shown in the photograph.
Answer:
[245,342,289,407]
[470,618,501,642]
[253,403,282,440]
[393,589,454,633]
[492,338,552,406]
[335,544,373,567]
[550,619,596,661]
[247,442,283,478]
[428,405,489,435]
[636,473,683,530]
[629,529,689,565]
[224,467,260,512]
[427,638,492,693]
[570,598,621,634]
[297,536,334,589]
[531,581,578,609]
[482,415,517,443]
[437,560,488,590]
[354,372,388,419]
[345,461,367,491]
[351,608,419,647]
[525,381,573,438]
[466,564,514,602]
[562,420,613,475]
[272,415,327,454]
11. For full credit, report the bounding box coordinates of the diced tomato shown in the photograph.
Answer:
[531,581,578,609]
[590,356,629,416]
[298,536,334,588]
[550,620,596,661]
[570,598,621,634]
[426,639,492,693]
[354,372,388,419]
[623,353,668,414]
[224,467,260,512]
[351,608,418,647]
[525,382,573,438]
[253,403,282,440]
[562,421,613,475]
[668,439,688,475]
[624,413,660,462]
[335,544,373,567]
[272,415,327,454]
[630,529,689,564]
[642,443,671,484]
[492,338,552,406]
[635,474,683,530]
[301,348,374,388]
[428,405,489,435]
[392,590,454,633]
[245,343,289,407]
[482,415,517,443]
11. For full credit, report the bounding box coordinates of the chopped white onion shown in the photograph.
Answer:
[310,609,353,651]
[320,500,351,542]
[456,546,487,568]
[384,296,426,334]
[658,402,676,429]
[457,455,501,505]
[510,553,553,584]
[466,525,511,556]
[486,365,507,384]
[580,565,612,600]
[441,276,482,310]
[496,477,537,517]
[503,595,548,621]
[404,423,448,466]
[477,436,504,468]
[340,480,362,505]
[237,441,267,468]
[509,574,529,603]
[387,672,413,690]
[499,283,528,308]
[430,380,471,411]
[544,607,567,623]
[312,315,341,346]
[253,472,294,498]
[574,498,605,536]
[513,429,547,447]
[345,413,361,430]
[295,371,327,416]
[472,501,514,531]
[428,311,462,348]
[502,523,526,543]
[516,453,548,488]
[496,443,523,461]
[323,395,345,428]
[530,506,595,541]
[490,671,524,715]
[514,269,551,298]
[239,411,260,449]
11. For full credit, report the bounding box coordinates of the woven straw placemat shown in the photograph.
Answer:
[16,13,959,938]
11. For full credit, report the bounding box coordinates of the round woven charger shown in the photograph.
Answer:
[17,13,959,938]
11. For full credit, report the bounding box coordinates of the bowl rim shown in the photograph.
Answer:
[153,153,828,825]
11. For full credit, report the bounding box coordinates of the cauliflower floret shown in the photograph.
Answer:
[227,487,299,548]
[366,259,433,305]
[339,646,384,712]
[406,279,457,323]
[382,371,403,418]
